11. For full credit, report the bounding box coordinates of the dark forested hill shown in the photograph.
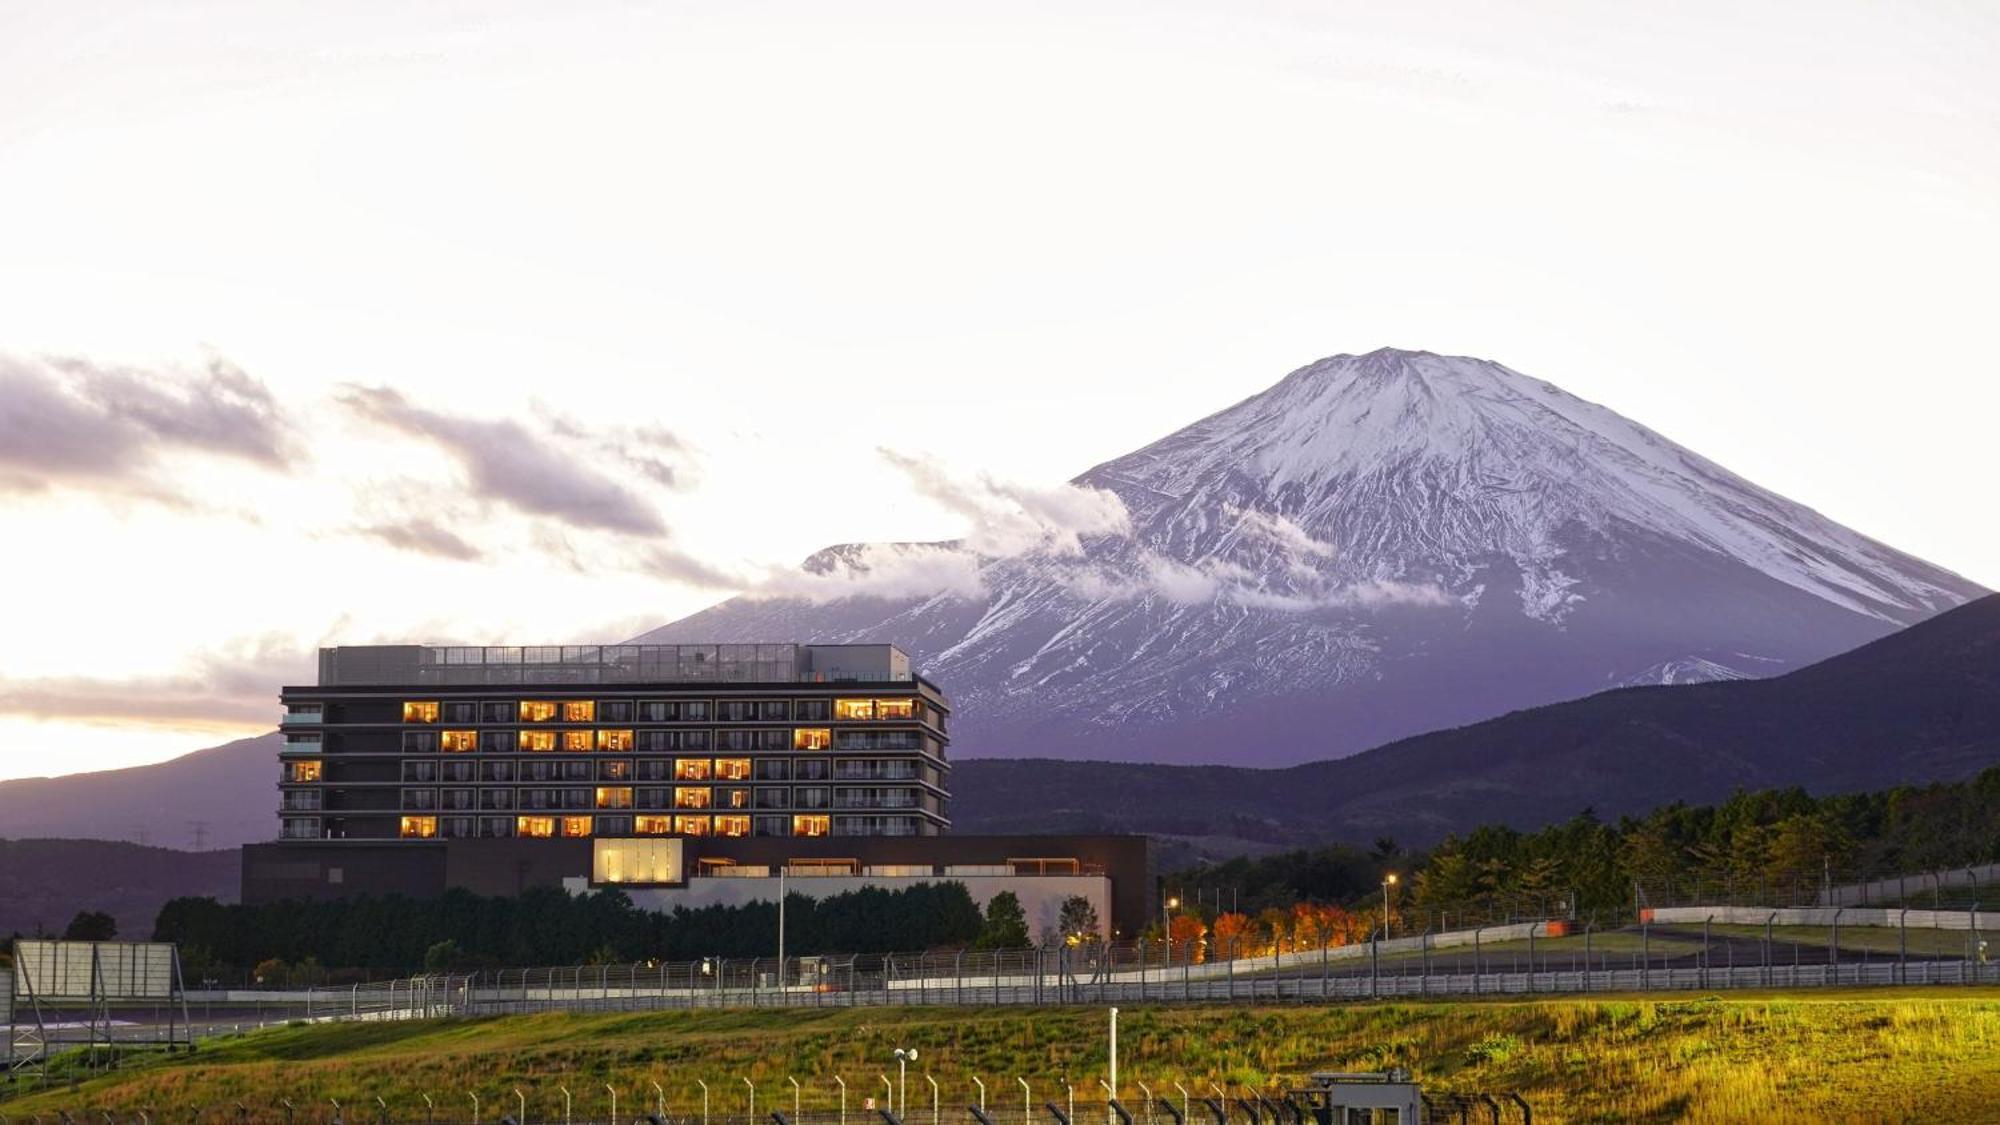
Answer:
[951,593,2000,859]
[0,839,239,940]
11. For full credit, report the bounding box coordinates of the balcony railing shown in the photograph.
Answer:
[280,711,323,726]
[834,764,920,781]
[833,793,919,809]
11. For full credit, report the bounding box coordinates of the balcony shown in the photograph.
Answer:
[280,710,322,726]
[833,764,919,782]
[833,791,920,810]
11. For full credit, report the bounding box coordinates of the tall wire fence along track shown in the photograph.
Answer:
[132,905,2000,1033]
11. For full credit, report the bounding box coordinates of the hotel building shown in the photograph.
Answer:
[245,642,1150,937]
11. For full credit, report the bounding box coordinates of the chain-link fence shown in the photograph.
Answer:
[167,905,1996,1034]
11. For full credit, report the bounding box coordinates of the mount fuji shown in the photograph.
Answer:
[639,348,1983,766]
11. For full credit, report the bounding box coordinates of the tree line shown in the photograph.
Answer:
[1167,766,2000,931]
[153,882,991,977]
[149,883,1104,979]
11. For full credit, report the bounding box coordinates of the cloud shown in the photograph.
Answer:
[357,517,485,561]
[339,385,668,536]
[1057,550,1454,611]
[550,415,693,490]
[630,544,743,590]
[1228,506,1337,563]
[879,449,1131,557]
[744,542,985,604]
[0,636,310,731]
[0,352,297,495]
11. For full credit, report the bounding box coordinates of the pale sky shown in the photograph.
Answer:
[1,1,1995,782]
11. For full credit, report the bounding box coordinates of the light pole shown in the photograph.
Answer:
[1161,897,1179,962]
[512,1090,524,1125]
[558,1087,571,1125]
[790,1077,802,1122]
[744,1077,755,1122]
[1018,1078,1031,1125]
[893,1049,918,1117]
[651,1082,665,1120]
[880,1074,893,1117]
[606,1084,617,1125]
[1381,874,1398,940]
[972,1078,986,1115]
[696,1080,709,1125]
[467,1093,479,1125]
[926,1075,939,1125]
[835,1076,848,1125]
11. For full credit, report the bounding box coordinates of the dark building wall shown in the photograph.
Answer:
[241,841,448,904]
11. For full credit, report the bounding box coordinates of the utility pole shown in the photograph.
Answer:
[777,867,788,989]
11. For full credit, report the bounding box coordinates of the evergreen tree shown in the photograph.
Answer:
[974,892,1031,950]
[62,910,116,941]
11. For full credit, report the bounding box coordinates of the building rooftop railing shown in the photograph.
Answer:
[315,643,914,687]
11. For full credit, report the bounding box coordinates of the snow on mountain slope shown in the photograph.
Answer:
[640,348,1985,766]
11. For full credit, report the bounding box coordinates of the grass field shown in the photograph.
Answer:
[7,991,2000,1123]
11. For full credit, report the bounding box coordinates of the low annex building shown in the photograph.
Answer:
[241,642,1151,938]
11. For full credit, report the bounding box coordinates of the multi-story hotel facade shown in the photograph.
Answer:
[245,642,1152,938]
[277,642,947,844]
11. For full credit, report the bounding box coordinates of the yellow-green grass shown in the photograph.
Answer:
[9,991,2000,1123]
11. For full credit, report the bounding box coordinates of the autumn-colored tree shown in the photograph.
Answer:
[1167,913,1208,963]
[1290,901,1319,948]
[1211,911,1252,960]
[1320,896,1368,940]
[1256,907,1291,955]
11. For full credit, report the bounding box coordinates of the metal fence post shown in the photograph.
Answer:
[1899,908,1909,985]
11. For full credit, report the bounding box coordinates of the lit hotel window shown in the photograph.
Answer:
[714,758,751,781]
[287,760,322,783]
[521,731,558,753]
[833,699,874,721]
[635,815,672,835]
[719,787,750,809]
[675,758,712,781]
[876,698,915,720]
[792,815,831,837]
[561,731,593,753]
[403,701,440,723]
[440,730,477,753]
[399,816,438,839]
[563,701,596,723]
[715,815,751,837]
[560,816,593,838]
[674,786,712,809]
[517,815,556,838]
[597,729,634,752]
[794,728,832,751]
[674,815,711,836]
[520,701,559,722]
[596,787,634,810]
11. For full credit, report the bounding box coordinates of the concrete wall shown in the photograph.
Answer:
[1648,905,2000,931]
[565,873,1115,941]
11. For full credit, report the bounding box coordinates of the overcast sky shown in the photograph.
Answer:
[1,1,1995,783]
